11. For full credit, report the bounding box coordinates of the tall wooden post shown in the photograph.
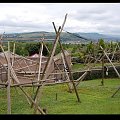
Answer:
[7,41,11,114]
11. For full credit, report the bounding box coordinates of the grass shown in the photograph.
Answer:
[72,62,120,71]
[0,78,120,114]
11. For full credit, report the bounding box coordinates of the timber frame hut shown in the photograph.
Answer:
[0,50,72,84]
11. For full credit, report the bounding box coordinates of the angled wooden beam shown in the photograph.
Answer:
[31,14,68,107]
[111,86,120,98]
[75,70,89,87]
[61,53,73,92]
[100,46,120,78]
[42,40,64,77]
[52,21,81,103]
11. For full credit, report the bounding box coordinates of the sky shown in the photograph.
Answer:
[0,3,120,35]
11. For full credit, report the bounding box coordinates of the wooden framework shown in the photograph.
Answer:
[0,14,81,114]
[0,14,120,114]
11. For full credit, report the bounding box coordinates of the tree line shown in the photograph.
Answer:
[0,39,120,63]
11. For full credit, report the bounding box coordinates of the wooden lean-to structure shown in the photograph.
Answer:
[0,14,81,114]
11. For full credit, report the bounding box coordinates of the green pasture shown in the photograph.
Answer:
[0,78,120,114]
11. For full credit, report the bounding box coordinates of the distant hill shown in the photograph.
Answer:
[76,32,120,42]
[2,31,120,43]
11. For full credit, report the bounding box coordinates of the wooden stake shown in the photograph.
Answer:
[101,52,104,86]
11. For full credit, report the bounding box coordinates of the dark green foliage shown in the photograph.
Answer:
[0,47,2,52]
[25,42,40,56]
[86,41,94,54]
[98,39,106,53]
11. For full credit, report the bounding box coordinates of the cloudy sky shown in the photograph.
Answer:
[0,3,120,35]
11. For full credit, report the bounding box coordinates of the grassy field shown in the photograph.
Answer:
[0,78,120,114]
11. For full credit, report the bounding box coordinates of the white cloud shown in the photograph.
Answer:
[0,3,120,35]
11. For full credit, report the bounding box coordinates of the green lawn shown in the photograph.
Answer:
[0,78,120,114]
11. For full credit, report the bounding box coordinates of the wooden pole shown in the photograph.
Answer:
[11,42,15,67]
[52,21,81,103]
[38,42,43,82]
[7,41,11,114]
[42,41,64,78]
[31,26,61,108]
[75,70,89,87]
[101,52,104,86]
[111,87,120,98]
[61,53,73,92]
[34,36,44,114]
[100,46,120,78]
[31,14,68,107]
